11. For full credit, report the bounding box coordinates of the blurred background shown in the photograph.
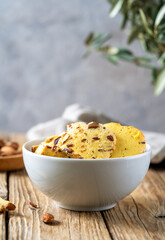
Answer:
[0,0,165,133]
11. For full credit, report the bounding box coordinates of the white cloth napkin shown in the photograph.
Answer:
[27,103,165,164]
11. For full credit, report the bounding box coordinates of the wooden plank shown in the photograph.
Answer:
[0,133,9,240]
[0,173,7,240]
[8,134,111,240]
[102,168,165,240]
[8,170,111,240]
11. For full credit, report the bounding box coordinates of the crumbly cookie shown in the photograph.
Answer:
[56,122,116,159]
[32,135,82,158]
[105,122,146,158]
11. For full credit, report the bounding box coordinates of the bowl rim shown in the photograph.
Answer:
[23,138,152,163]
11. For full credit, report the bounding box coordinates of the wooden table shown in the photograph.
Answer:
[0,133,165,240]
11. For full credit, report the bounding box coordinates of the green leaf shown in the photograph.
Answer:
[135,57,152,62]
[103,55,118,65]
[120,0,128,29]
[116,49,134,61]
[155,5,165,26]
[152,69,156,83]
[158,23,165,31]
[109,0,124,18]
[139,9,153,36]
[118,53,134,61]
[159,52,165,65]
[127,26,143,44]
[85,33,94,45]
[92,34,112,46]
[154,68,165,95]
[117,48,133,55]
[121,13,128,29]
[152,68,160,85]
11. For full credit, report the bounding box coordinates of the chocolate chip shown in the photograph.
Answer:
[31,146,38,153]
[67,144,74,148]
[52,145,58,150]
[103,127,106,129]
[88,122,99,129]
[63,148,73,154]
[46,145,51,149]
[107,135,114,141]
[92,157,96,159]
[81,139,87,142]
[141,142,146,144]
[54,137,61,145]
[92,137,100,140]
[98,149,104,152]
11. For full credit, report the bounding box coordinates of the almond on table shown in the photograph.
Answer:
[0,197,16,212]
[42,213,54,224]
[0,139,20,157]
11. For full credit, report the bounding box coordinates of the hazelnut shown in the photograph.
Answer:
[0,146,16,156]
[88,122,99,129]
[29,201,38,208]
[42,213,54,224]
[0,197,16,212]
[6,202,16,211]
[31,145,38,153]
[0,139,5,149]
[7,142,19,150]
[107,135,114,141]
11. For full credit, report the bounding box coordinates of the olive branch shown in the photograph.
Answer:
[85,0,165,95]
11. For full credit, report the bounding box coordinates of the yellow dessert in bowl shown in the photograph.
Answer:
[105,122,146,158]
[32,122,146,159]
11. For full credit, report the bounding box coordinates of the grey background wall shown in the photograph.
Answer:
[0,0,165,133]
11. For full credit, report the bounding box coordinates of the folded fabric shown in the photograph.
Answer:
[26,103,165,164]
[26,104,118,140]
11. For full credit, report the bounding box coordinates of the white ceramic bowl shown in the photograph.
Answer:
[23,139,151,211]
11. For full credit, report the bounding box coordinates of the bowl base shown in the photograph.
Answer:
[57,203,116,212]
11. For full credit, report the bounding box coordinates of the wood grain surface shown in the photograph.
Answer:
[0,172,7,240]
[102,167,165,240]
[0,133,165,240]
[9,170,111,240]
[0,134,9,240]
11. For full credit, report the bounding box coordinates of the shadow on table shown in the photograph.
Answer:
[150,159,165,170]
